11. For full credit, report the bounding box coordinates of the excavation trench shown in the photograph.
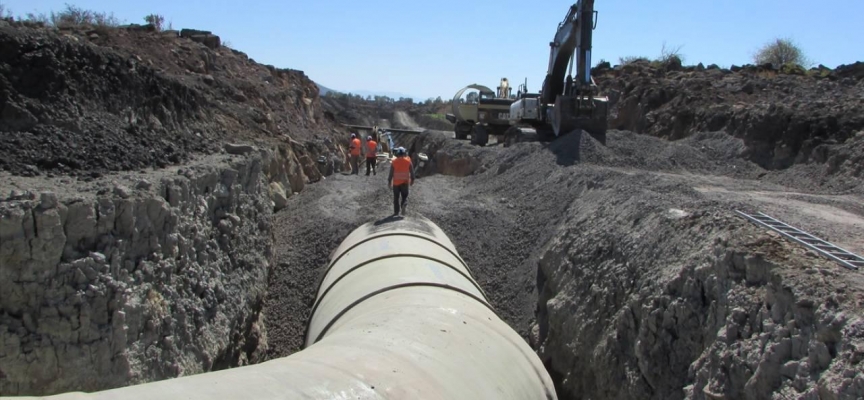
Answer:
[3,130,863,399]
[265,130,864,400]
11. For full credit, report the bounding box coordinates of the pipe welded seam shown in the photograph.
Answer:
[322,253,486,304]
[323,231,475,282]
[310,281,499,344]
[303,253,489,345]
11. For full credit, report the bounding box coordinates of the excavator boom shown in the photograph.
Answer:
[542,0,596,103]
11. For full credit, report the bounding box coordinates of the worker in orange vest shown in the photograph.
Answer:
[365,135,378,176]
[348,133,361,174]
[388,147,415,216]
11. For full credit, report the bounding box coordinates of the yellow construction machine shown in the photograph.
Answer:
[445,78,516,146]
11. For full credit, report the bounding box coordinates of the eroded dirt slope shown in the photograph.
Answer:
[0,20,349,396]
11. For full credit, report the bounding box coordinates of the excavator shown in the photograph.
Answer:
[506,0,609,145]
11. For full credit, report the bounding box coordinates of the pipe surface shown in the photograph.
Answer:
[7,216,557,400]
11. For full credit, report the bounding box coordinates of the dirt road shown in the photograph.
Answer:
[393,111,422,130]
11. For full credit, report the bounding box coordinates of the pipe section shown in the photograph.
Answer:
[8,216,557,400]
[451,84,495,123]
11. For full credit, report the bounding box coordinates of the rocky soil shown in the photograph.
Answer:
[593,60,864,188]
[1,151,274,395]
[0,20,345,179]
[0,20,349,396]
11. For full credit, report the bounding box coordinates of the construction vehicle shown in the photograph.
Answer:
[445,78,516,146]
[506,0,608,146]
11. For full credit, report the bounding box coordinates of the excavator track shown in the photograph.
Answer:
[503,123,607,148]
[502,126,556,147]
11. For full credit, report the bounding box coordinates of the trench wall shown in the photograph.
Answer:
[0,142,336,396]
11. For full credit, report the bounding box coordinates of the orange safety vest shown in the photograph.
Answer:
[366,140,377,158]
[350,138,361,156]
[391,156,412,186]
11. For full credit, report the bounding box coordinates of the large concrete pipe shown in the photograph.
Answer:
[450,84,495,123]
[9,216,557,400]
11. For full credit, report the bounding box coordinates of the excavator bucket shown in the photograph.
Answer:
[551,94,608,145]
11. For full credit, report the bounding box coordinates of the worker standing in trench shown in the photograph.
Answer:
[348,133,361,174]
[388,147,415,216]
[365,135,378,176]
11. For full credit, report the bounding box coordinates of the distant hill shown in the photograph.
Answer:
[319,91,454,131]
[316,83,334,96]
[314,83,421,101]
[344,90,419,100]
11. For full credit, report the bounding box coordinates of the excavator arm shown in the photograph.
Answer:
[507,0,607,145]
[541,0,597,104]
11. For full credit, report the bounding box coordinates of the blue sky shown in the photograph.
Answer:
[4,0,862,100]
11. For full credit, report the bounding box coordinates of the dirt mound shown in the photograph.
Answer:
[410,130,485,177]
[594,61,864,171]
[410,129,813,190]
[0,21,340,178]
[466,126,861,196]
[836,61,864,80]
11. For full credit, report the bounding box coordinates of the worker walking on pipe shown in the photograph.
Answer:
[388,146,415,216]
[364,135,378,176]
[348,133,361,175]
